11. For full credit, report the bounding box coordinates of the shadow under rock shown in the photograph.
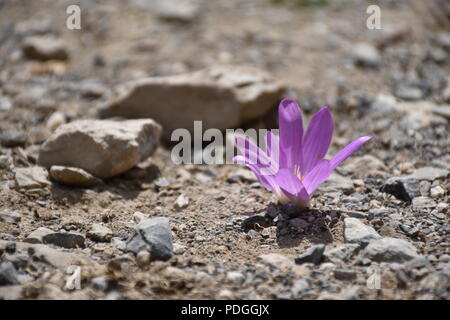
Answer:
[50,164,161,204]
[269,204,340,249]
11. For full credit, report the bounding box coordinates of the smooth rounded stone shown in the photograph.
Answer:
[324,244,359,263]
[50,166,103,187]
[136,250,151,267]
[295,244,325,265]
[409,167,449,181]
[0,130,27,148]
[38,119,161,179]
[361,237,419,263]
[14,166,50,189]
[430,186,445,199]
[380,177,420,203]
[258,253,293,271]
[344,218,381,245]
[395,85,423,101]
[132,211,148,224]
[0,210,21,224]
[412,197,437,210]
[0,261,20,286]
[87,224,113,242]
[126,217,173,261]
[21,36,69,61]
[42,231,86,249]
[149,0,202,22]
[24,227,53,244]
[352,42,381,68]
[100,65,285,140]
[342,155,388,178]
[432,105,450,120]
[226,271,246,285]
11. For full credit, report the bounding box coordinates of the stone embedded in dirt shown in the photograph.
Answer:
[380,177,420,203]
[430,186,445,199]
[412,196,437,210]
[101,65,285,139]
[353,42,381,68]
[174,194,189,210]
[0,210,21,224]
[259,253,293,271]
[0,130,27,148]
[432,105,450,121]
[22,36,69,61]
[42,231,86,249]
[37,119,162,179]
[334,269,357,281]
[14,166,50,189]
[342,155,388,178]
[409,167,449,181]
[148,0,202,23]
[344,218,381,245]
[87,224,113,242]
[126,217,173,261]
[324,244,359,263]
[226,271,246,285]
[361,237,419,263]
[227,168,258,183]
[0,261,20,286]
[24,227,53,244]
[50,165,103,187]
[4,242,89,268]
[395,85,423,101]
[295,244,325,265]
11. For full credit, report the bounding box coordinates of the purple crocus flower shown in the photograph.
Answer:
[233,98,372,209]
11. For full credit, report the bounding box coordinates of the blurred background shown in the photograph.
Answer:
[0,0,449,149]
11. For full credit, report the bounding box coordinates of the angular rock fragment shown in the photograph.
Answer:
[344,218,381,245]
[126,217,173,261]
[38,119,161,179]
[381,177,420,203]
[50,166,103,187]
[101,66,285,139]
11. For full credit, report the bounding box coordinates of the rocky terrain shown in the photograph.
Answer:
[0,0,449,300]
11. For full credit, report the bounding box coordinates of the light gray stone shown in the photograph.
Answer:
[50,166,103,187]
[361,237,419,263]
[344,218,381,245]
[38,119,161,179]
[14,166,50,189]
